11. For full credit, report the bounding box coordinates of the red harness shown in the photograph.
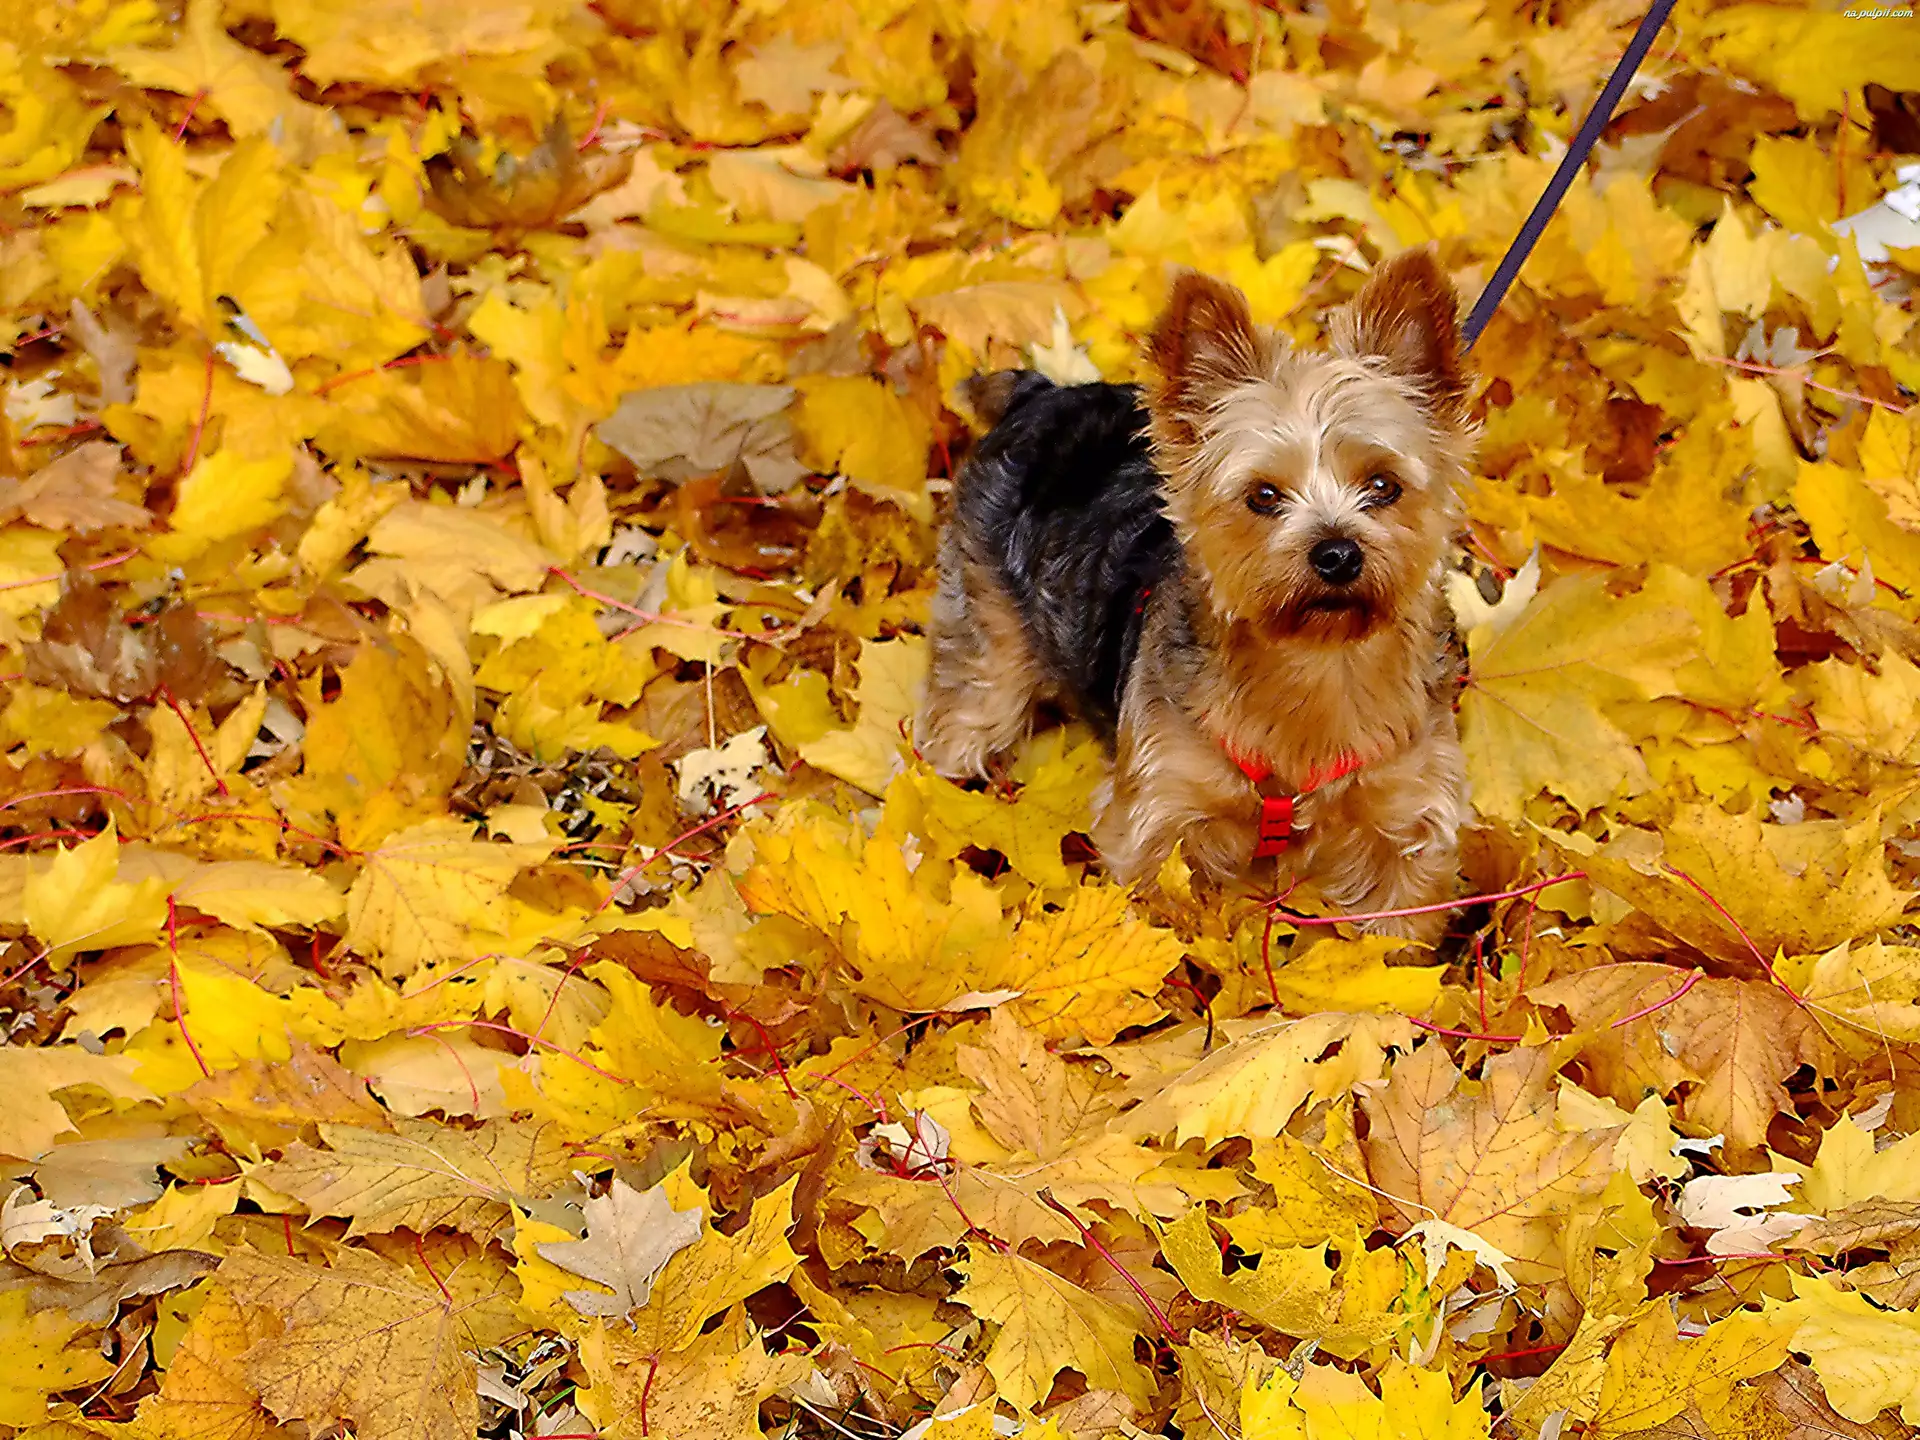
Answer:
[1224,745,1367,858]
[1134,581,1367,857]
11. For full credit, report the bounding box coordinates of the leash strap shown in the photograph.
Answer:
[1461,0,1678,350]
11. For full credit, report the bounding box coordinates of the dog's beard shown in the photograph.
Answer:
[1247,575,1392,643]
[1278,593,1378,642]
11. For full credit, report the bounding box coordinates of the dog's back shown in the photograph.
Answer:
[948,375,1178,732]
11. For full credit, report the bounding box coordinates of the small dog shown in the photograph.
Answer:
[917,249,1474,936]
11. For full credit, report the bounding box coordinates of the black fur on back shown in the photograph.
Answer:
[950,374,1180,732]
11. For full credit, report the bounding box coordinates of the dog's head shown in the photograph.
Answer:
[1143,249,1474,646]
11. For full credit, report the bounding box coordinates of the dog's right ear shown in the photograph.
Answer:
[1146,272,1260,436]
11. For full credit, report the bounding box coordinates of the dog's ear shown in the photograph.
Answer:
[1147,272,1261,430]
[1332,247,1467,420]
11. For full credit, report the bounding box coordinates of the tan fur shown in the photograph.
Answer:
[917,547,1049,777]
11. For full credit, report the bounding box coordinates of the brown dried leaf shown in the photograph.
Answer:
[1535,966,1835,1159]
[955,1007,1118,1158]
[596,382,807,493]
[533,1176,702,1318]
[33,1134,192,1209]
[1722,1358,1916,1440]
[0,442,151,532]
[23,574,222,704]
[1788,1201,1920,1310]
[423,118,632,233]
[0,1249,216,1327]
[1359,1043,1619,1284]
[182,1044,389,1150]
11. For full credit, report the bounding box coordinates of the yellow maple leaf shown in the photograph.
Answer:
[1554,802,1907,965]
[149,450,293,563]
[1162,1209,1408,1358]
[1796,459,1920,596]
[341,1032,510,1118]
[1493,458,1753,576]
[0,1045,156,1160]
[119,126,284,335]
[120,851,346,935]
[1702,6,1920,122]
[111,0,339,162]
[472,599,656,761]
[216,1244,489,1440]
[1458,569,1700,819]
[518,452,612,565]
[1781,1273,1920,1426]
[281,637,465,845]
[345,819,546,978]
[466,286,626,437]
[1807,648,1920,764]
[615,550,738,666]
[271,0,562,86]
[792,375,934,496]
[577,1311,810,1440]
[0,48,104,189]
[0,1289,116,1427]
[1792,940,1920,1050]
[1227,1132,1381,1251]
[545,962,725,1119]
[19,822,169,965]
[0,683,120,759]
[1585,1304,1790,1438]
[798,635,927,795]
[629,1172,801,1354]
[125,1283,275,1440]
[144,686,269,810]
[316,352,524,464]
[1797,1116,1920,1212]
[1120,1011,1409,1147]
[955,1246,1153,1410]
[123,1180,240,1256]
[124,943,297,1093]
[226,182,427,368]
[257,1118,573,1238]
[1250,931,1446,1017]
[1243,1358,1490,1440]
[897,728,1103,890]
[979,884,1177,1043]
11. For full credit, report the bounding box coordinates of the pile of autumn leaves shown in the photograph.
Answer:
[2,0,1920,1438]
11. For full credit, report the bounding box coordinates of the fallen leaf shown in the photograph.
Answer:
[0,442,150,533]
[1360,1043,1618,1284]
[217,1243,498,1440]
[256,1118,574,1237]
[954,1246,1153,1410]
[596,383,807,494]
[534,1177,702,1318]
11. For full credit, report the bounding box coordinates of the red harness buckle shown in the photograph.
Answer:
[1254,794,1296,859]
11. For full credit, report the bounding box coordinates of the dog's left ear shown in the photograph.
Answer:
[1332,248,1468,421]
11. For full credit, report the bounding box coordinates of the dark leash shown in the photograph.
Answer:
[1460,0,1680,351]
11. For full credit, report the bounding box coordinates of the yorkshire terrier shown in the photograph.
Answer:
[917,249,1474,938]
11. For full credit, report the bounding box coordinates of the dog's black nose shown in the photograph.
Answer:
[1310,538,1363,585]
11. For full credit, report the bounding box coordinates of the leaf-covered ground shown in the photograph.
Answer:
[2,1,1920,1437]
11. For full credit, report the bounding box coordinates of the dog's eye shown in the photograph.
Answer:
[1361,473,1403,507]
[1246,482,1285,515]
